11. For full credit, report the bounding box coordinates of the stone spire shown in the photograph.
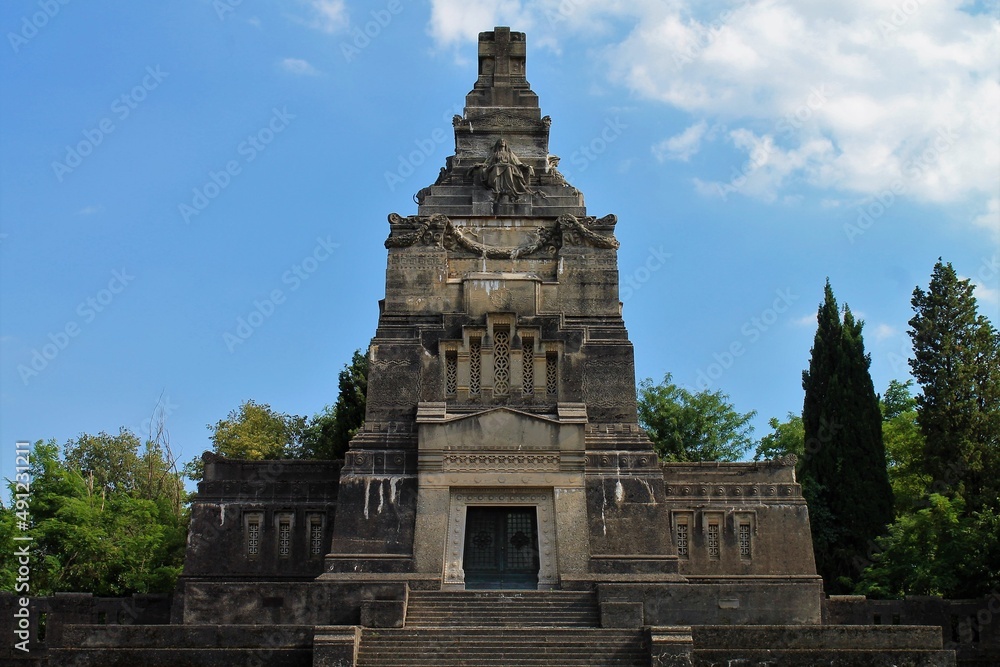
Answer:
[413,27,584,218]
[465,27,539,109]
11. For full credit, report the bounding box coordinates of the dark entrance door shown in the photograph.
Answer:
[463,507,539,589]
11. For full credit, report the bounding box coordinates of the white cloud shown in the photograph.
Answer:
[873,323,898,342]
[279,58,320,76]
[426,0,1000,223]
[794,313,817,327]
[428,0,533,51]
[974,281,1000,308]
[653,120,707,162]
[306,0,348,34]
[76,205,101,216]
[972,196,1000,235]
[971,278,1000,322]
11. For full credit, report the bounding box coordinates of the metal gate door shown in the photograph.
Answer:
[463,507,539,589]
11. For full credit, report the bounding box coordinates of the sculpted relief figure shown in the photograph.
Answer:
[472,138,535,201]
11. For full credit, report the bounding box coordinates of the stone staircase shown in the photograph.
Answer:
[404,590,601,628]
[355,590,649,667]
[356,628,649,667]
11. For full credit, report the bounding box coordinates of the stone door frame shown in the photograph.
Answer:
[442,487,558,589]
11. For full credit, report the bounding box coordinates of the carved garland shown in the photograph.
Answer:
[385,213,619,257]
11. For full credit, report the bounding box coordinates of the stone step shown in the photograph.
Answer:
[407,591,597,602]
[693,649,956,666]
[404,591,600,628]
[46,648,313,667]
[405,617,598,627]
[357,628,648,667]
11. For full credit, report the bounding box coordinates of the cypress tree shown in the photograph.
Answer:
[909,259,1000,515]
[801,280,893,593]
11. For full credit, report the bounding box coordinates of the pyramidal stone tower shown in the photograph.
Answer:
[325,26,676,588]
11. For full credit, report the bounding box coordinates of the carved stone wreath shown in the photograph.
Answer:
[385,212,619,259]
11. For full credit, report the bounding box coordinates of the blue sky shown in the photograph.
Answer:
[1,0,997,484]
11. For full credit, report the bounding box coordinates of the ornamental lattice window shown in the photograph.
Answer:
[707,522,720,560]
[739,522,751,559]
[545,352,558,398]
[310,519,324,556]
[522,338,534,395]
[445,351,457,397]
[469,340,482,395]
[247,519,260,557]
[278,520,291,558]
[676,521,689,558]
[493,331,510,395]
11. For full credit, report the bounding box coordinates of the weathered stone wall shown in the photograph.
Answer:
[182,581,407,626]
[0,592,170,662]
[825,594,1000,666]
[181,454,342,582]
[661,459,818,578]
[600,580,824,626]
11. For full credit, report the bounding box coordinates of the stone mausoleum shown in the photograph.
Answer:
[38,27,962,666]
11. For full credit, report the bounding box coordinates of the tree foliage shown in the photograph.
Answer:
[800,280,893,594]
[908,259,1000,514]
[194,350,368,470]
[856,495,1000,599]
[859,261,1000,599]
[879,380,930,514]
[754,412,804,462]
[209,400,306,461]
[638,374,756,462]
[301,349,368,460]
[1,435,187,596]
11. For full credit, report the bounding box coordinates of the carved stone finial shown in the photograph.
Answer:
[466,27,538,109]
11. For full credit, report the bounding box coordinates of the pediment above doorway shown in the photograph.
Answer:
[416,403,586,453]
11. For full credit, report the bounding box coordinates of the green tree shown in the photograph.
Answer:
[856,495,1000,599]
[2,437,187,596]
[881,379,917,421]
[64,429,184,512]
[300,349,368,460]
[909,259,1000,514]
[800,280,893,594]
[879,380,930,514]
[638,374,756,461]
[0,513,15,590]
[209,400,306,460]
[753,412,804,461]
